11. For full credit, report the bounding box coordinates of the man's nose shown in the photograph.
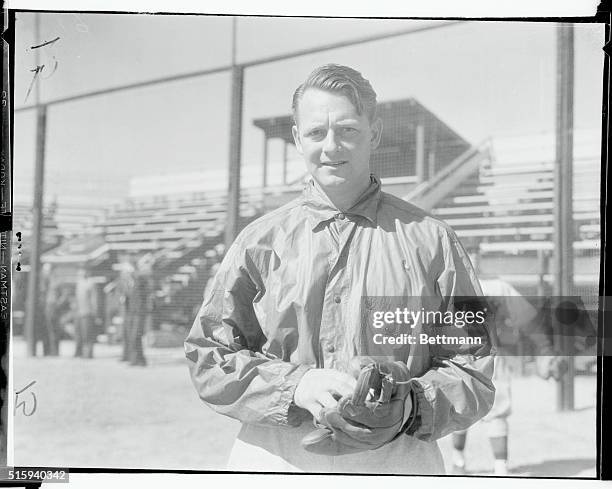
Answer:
[322,130,341,154]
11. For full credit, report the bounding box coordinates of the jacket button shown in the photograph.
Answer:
[326,345,335,353]
[334,296,341,304]
[336,213,345,220]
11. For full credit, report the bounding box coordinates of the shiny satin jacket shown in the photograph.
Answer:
[185,176,495,442]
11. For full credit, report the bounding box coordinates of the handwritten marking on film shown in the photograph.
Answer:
[30,36,61,50]
[15,380,37,416]
[24,36,61,103]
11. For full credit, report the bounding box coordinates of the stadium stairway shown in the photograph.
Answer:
[417,131,601,294]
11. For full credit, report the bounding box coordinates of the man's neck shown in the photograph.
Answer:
[315,176,372,211]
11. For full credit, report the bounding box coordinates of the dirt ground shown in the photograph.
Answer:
[11,338,598,477]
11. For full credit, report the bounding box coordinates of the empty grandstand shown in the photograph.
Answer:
[425,128,600,297]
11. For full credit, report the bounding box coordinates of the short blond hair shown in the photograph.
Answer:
[292,64,377,125]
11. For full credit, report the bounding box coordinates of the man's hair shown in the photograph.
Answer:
[292,64,378,125]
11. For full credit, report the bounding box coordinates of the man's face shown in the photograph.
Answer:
[292,88,382,190]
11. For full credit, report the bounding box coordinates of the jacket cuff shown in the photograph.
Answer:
[403,379,435,440]
[272,363,312,427]
[400,388,419,434]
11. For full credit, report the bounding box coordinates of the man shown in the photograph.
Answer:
[74,267,98,359]
[41,265,72,356]
[122,255,153,367]
[37,263,59,356]
[452,271,536,476]
[117,256,136,362]
[185,64,495,474]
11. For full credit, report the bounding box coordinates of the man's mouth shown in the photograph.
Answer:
[321,161,348,167]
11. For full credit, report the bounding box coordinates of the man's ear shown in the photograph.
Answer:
[292,125,303,154]
[370,117,383,150]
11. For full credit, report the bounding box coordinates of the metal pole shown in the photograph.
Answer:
[24,14,45,357]
[415,125,425,183]
[225,18,244,250]
[231,16,237,66]
[282,141,288,186]
[34,14,41,103]
[427,152,435,181]
[24,105,47,357]
[262,136,268,189]
[537,249,549,297]
[428,123,438,179]
[554,23,575,411]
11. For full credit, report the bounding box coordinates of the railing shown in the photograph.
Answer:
[403,138,493,211]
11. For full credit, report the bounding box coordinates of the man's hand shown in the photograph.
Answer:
[301,360,414,455]
[294,368,357,420]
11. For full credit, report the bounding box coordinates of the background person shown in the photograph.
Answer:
[451,250,567,475]
[74,267,98,359]
[38,263,60,356]
[124,255,154,367]
[117,256,136,362]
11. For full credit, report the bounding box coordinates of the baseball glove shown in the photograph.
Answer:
[301,358,414,455]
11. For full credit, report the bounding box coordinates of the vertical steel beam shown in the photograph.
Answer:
[427,152,435,181]
[262,136,268,189]
[282,141,288,186]
[225,65,244,250]
[224,17,244,250]
[537,249,550,297]
[24,105,47,357]
[415,124,425,183]
[554,23,575,411]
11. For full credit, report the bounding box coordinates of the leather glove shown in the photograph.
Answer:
[301,358,414,455]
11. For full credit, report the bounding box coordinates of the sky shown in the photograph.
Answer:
[12,14,605,206]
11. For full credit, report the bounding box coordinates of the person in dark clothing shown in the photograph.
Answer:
[41,265,72,356]
[37,264,59,356]
[124,255,154,367]
[74,267,98,359]
[117,258,136,362]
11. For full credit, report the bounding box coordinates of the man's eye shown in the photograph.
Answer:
[342,127,358,134]
[307,129,325,138]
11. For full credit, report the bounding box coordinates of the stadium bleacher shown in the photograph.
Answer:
[11,185,265,334]
[426,130,600,295]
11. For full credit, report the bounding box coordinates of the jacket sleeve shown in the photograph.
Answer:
[405,227,496,442]
[184,234,311,427]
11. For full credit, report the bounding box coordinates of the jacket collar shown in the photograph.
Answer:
[301,174,381,230]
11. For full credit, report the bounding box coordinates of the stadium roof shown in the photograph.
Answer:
[252,97,470,149]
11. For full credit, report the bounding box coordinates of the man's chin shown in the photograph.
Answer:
[313,174,349,188]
